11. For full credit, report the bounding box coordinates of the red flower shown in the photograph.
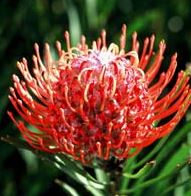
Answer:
[8,25,191,164]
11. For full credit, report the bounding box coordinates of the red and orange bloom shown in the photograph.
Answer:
[8,25,191,164]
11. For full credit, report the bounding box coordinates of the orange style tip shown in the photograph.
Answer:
[161,72,165,77]
[60,108,64,112]
[96,141,101,146]
[7,111,12,116]
[8,95,12,100]
[80,149,85,154]
[121,130,126,135]
[120,34,125,39]
[16,62,21,68]
[132,31,137,37]
[18,100,23,105]
[151,34,155,40]
[22,58,27,64]
[64,31,69,38]
[160,39,166,45]
[178,70,184,76]
[63,138,67,143]
[174,52,178,58]
[171,53,178,61]
[34,43,39,49]
[101,29,106,35]
[45,42,50,49]
[21,80,26,85]
[32,55,37,60]
[97,37,101,41]
[144,37,149,43]
[56,40,61,47]
[122,24,127,30]
[9,87,14,92]
[12,74,19,82]
[81,35,86,42]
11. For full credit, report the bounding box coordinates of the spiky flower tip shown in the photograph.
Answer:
[8,25,191,164]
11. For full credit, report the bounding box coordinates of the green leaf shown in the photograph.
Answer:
[118,158,191,195]
[127,10,162,36]
[54,157,106,196]
[118,156,136,191]
[155,120,191,163]
[161,175,191,195]
[119,160,156,193]
[185,189,191,196]
[132,135,169,170]
[159,144,190,176]
[54,155,106,190]
[154,144,190,195]
[0,135,106,195]
[0,135,36,151]
[64,0,81,45]
[122,160,156,179]
[85,0,98,28]
[19,149,38,174]
[55,179,80,196]
[93,160,109,184]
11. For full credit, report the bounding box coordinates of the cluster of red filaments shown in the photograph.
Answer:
[8,25,191,164]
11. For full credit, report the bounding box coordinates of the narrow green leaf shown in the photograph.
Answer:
[55,155,106,190]
[122,160,156,179]
[0,135,36,151]
[97,0,116,26]
[93,160,109,184]
[64,0,81,45]
[19,149,38,174]
[160,144,190,176]
[118,158,191,194]
[154,144,190,195]
[185,189,191,196]
[127,10,162,36]
[55,179,80,196]
[161,176,191,195]
[155,120,191,163]
[132,135,169,170]
[85,0,98,28]
[54,158,105,196]
[119,156,136,191]
[85,185,105,196]
[0,135,105,191]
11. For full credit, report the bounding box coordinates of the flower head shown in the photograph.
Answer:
[8,25,191,164]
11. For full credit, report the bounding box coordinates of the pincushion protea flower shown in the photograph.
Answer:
[8,25,191,164]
